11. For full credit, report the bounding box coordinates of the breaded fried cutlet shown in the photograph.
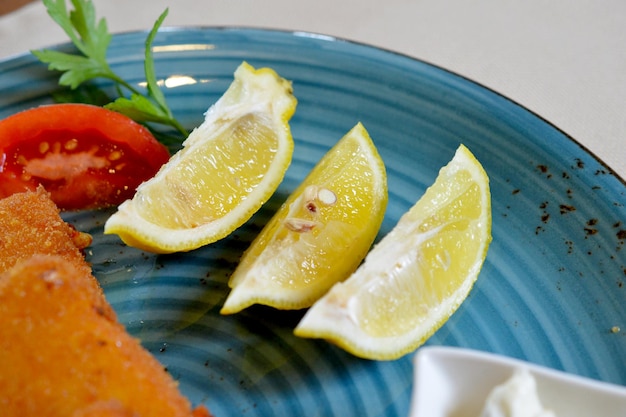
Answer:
[0,186,112,316]
[0,254,211,417]
[0,186,92,273]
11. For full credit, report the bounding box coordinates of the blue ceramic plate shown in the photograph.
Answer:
[1,28,625,416]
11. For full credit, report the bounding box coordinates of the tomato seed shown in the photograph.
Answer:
[39,142,50,153]
[108,150,122,161]
[64,138,79,151]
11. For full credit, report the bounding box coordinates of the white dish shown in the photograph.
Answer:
[409,346,626,417]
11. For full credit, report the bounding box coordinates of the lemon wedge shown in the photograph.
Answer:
[220,123,388,314]
[294,144,492,360]
[104,62,296,253]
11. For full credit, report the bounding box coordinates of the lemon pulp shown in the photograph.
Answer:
[220,123,388,314]
[104,62,296,253]
[294,144,492,360]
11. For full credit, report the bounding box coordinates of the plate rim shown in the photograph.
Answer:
[3,24,622,188]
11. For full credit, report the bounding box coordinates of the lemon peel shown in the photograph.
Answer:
[294,144,492,360]
[221,123,388,314]
[104,62,296,253]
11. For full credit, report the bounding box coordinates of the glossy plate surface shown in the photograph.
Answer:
[1,28,625,416]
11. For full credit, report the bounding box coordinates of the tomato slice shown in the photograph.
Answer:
[0,104,171,210]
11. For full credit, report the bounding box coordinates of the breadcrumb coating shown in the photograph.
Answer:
[0,188,211,416]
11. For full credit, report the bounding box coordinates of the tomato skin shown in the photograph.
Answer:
[0,104,170,210]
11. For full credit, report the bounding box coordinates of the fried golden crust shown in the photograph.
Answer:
[0,189,211,416]
[0,254,211,417]
[0,186,92,273]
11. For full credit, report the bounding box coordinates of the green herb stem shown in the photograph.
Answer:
[32,0,188,140]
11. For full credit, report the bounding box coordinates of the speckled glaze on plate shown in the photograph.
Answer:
[0,28,624,416]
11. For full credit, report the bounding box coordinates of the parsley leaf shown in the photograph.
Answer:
[32,0,188,138]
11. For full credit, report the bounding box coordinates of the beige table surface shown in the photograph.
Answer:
[1,0,625,179]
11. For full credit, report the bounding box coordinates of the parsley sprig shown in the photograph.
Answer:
[32,0,188,137]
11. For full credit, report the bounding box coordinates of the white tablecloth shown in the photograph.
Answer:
[1,0,625,179]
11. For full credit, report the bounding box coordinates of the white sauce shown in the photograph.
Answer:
[480,368,556,417]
